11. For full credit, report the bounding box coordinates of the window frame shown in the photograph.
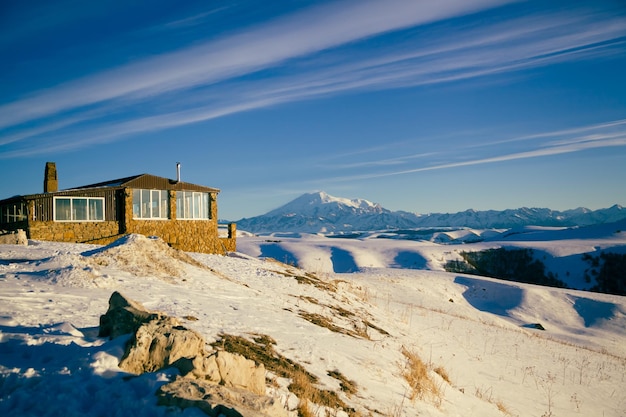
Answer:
[176,191,211,220]
[132,189,169,220]
[1,202,27,223]
[53,196,105,222]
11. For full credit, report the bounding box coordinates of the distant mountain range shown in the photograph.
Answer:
[235,191,626,234]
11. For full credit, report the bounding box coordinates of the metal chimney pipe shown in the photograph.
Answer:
[176,162,181,183]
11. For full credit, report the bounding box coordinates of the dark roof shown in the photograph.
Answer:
[1,174,220,203]
[64,174,221,193]
[69,174,144,189]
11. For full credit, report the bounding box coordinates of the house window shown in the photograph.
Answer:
[54,197,104,222]
[176,191,210,219]
[132,189,169,219]
[1,203,27,223]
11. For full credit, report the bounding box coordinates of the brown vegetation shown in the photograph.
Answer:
[400,346,440,402]
[212,333,360,416]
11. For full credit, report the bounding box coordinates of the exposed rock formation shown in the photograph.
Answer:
[98,291,163,339]
[157,378,288,417]
[99,291,284,416]
[118,316,206,374]
[216,351,266,396]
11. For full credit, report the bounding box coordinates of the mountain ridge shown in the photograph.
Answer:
[235,191,626,234]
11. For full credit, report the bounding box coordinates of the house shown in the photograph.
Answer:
[0,162,236,254]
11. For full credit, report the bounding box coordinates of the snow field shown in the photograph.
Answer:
[0,232,625,416]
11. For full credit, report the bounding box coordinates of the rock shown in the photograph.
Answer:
[98,291,163,339]
[177,351,266,396]
[188,354,221,382]
[98,291,286,416]
[157,378,288,417]
[119,317,206,374]
[216,351,266,396]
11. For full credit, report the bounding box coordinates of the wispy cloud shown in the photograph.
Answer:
[162,7,230,29]
[466,119,626,149]
[324,153,437,170]
[1,0,625,158]
[252,10,626,98]
[0,0,513,130]
[314,120,626,183]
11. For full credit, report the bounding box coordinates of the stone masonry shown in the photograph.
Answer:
[24,189,236,254]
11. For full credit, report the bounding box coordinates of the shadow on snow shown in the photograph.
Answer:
[454,276,524,318]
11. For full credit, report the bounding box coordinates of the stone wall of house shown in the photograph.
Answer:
[121,189,236,255]
[22,188,236,254]
[27,219,236,253]
[28,221,122,245]
[126,219,225,254]
[221,223,237,252]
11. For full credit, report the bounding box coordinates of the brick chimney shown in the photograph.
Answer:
[44,162,58,193]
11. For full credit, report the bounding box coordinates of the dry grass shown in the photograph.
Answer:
[496,400,514,415]
[296,398,315,417]
[298,311,354,336]
[270,267,338,292]
[289,370,350,413]
[296,296,390,339]
[212,333,311,380]
[298,310,381,340]
[475,385,515,416]
[433,366,451,384]
[400,346,440,402]
[212,333,361,417]
[328,369,358,396]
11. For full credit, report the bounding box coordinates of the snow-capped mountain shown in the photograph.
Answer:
[265,191,385,216]
[237,192,421,234]
[235,192,626,234]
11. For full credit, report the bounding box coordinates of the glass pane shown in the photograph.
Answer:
[176,192,183,218]
[141,189,150,218]
[160,191,169,218]
[193,193,201,219]
[73,198,88,221]
[3,205,13,222]
[10,203,25,221]
[184,192,192,219]
[203,193,210,219]
[89,199,104,221]
[132,189,141,218]
[151,190,159,218]
[55,198,71,221]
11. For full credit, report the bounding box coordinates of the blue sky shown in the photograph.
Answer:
[1,0,625,220]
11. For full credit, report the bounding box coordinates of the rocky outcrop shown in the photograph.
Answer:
[98,291,163,339]
[118,316,206,374]
[216,351,266,396]
[157,378,288,417]
[99,291,285,416]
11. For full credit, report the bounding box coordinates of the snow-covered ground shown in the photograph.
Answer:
[239,220,626,290]
[1,228,625,416]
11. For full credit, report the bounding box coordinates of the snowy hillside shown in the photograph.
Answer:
[235,192,626,234]
[238,219,626,292]
[1,233,625,416]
